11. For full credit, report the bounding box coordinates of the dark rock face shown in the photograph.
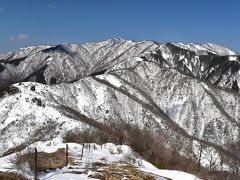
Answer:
[0,65,5,73]
[0,38,240,168]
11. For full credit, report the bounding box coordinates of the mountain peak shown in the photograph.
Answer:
[113,37,127,41]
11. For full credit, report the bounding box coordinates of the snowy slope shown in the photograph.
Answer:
[0,138,200,180]
[1,38,240,172]
[173,42,236,56]
[202,43,236,55]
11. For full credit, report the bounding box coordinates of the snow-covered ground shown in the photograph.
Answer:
[0,138,200,180]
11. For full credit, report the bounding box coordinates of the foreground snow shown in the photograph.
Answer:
[0,138,200,180]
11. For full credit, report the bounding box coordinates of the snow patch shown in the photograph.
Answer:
[228,56,238,61]
[135,57,144,62]
[46,57,53,64]
[98,74,122,88]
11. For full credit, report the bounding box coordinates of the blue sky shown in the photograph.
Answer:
[0,0,239,53]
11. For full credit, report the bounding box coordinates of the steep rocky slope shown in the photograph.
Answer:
[1,38,240,170]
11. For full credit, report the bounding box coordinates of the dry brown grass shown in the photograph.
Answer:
[0,171,28,180]
[89,161,166,180]
[12,148,66,172]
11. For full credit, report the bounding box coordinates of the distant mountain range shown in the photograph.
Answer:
[1,38,240,171]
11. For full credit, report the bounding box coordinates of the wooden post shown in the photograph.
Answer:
[66,144,69,166]
[34,148,38,180]
[81,143,85,159]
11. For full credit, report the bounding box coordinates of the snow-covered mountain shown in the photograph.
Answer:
[1,38,240,170]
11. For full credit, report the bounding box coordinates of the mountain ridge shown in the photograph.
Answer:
[1,38,240,172]
[0,38,239,91]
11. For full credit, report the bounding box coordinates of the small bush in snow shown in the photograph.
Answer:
[8,152,31,172]
[117,146,123,154]
[124,152,136,164]
[109,148,115,155]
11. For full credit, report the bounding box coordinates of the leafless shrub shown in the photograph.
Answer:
[8,152,31,172]
[63,120,239,179]
[123,152,136,164]
[117,146,123,154]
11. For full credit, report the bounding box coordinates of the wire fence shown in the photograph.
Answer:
[33,144,70,180]
[32,143,99,180]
